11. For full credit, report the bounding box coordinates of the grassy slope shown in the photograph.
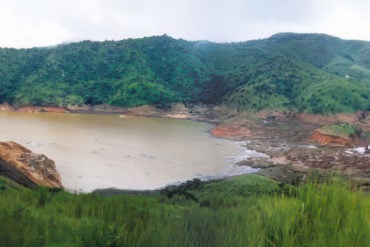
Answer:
[318,123,360,139]
[221,33,370,113]
[1,33,370,113]
[0,174,369,246]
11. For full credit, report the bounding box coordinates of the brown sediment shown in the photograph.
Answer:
[6,105,69,113]
[0,103,219,123]
[0,103,14,111]
[40,107,68,113]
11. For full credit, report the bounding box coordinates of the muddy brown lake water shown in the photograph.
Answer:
[0,111,263,192]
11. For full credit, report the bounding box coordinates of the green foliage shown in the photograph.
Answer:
[319,123,360,139]
[109,81,177,108]
[297,79,370,113]
[0,174,369,246]
[1,33,370,113]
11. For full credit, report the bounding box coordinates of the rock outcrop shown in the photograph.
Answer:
[310,130,353,146]
[211,124,252,139]
[0,142,63,188]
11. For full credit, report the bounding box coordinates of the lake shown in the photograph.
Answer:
[0,111,263,192]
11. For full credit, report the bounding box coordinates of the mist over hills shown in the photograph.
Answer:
[1,33,370,113]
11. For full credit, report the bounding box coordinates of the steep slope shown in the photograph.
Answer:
[0,141,62,188]
[1,33,370,113]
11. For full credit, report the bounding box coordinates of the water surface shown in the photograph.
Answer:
[0,112,258,192]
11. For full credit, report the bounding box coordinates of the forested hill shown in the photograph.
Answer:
[1,33,370,113]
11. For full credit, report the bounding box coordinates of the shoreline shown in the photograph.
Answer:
[2,102,370,191]
[0,103,221,123]
[1,107,253,193]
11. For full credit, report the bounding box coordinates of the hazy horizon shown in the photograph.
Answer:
[4,31,370,50]
[1,0,370,48]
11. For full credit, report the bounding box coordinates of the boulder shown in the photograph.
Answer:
[0,141,63,188]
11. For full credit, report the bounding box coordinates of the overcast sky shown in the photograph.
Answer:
[0,0,369,48]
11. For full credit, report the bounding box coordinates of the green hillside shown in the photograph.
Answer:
[1,33,370,113]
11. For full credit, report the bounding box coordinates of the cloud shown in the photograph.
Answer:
[0,0,369,48]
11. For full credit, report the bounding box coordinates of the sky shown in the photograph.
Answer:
[0,0,369,48]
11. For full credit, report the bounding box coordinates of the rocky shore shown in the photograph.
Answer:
[212,110,370,190]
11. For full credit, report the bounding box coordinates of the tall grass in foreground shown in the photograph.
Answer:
[0,175,369,246]
[170,177,370,247]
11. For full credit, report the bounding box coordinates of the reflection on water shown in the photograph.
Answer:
[0,112,262,192]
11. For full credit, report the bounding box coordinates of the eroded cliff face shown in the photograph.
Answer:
[211,124,252,139]
[310,130,354,147]
[0,142,63,188]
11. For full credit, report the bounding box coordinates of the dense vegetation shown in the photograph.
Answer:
[0,174,369,246]
[1,33,370,113]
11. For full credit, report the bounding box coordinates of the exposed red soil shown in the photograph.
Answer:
[211,124,253,139]
[310,130,353,147]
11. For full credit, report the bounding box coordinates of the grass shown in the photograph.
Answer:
[0,174,369,246]
[319,123,359,139]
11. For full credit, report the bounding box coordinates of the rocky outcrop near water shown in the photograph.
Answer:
[211,124,253,139]
[310,130,353,146]
[309,123,361,147]
[0,142,63,188]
